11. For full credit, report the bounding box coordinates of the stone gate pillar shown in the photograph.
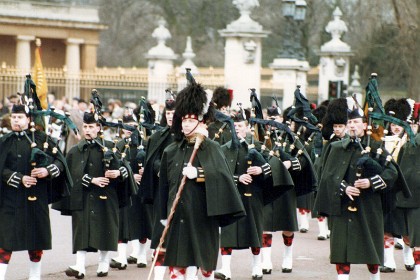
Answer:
[145,19,178,105]
[219,0,269,108]
[317,7,353,103]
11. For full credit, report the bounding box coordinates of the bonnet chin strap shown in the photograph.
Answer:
[184,119,202,137]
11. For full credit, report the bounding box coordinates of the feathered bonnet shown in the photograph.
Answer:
[171,83,213,140]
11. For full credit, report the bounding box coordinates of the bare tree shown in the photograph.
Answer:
[390,0,420,100]
[93,0,419,100]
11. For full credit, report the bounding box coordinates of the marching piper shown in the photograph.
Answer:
[397,103,420,280]
[260,87,318,275]
[0,103,71,280]
[65,110,129,279]
[314,96,399,280]
[208,87,233,145]
[110,109,150,270]
[141,93,176,280]
[215,108,273,280]
[315,98,350,240]
[380,98,416,273]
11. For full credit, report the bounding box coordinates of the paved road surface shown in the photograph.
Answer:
[6,208,415,280]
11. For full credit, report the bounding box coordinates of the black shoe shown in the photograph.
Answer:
[137,262,147,268]
[317,235,327,240]
[214,271,231,280]
[97,271,108,277]
[300,228,308,233]
[379,266,395,273]
[262,269,271,274]
[395,243,403,250]
[127,256,137,264]
[109,259,127,270]
[252,275,263,280]
[65,267,85,279]
[405,264,415,271]
[282,268,292,273]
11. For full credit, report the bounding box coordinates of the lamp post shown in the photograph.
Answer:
[278,0,307,60]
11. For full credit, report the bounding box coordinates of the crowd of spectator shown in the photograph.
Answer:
[0,93,153,155]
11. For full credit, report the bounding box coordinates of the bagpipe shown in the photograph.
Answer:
[212,109,240,149]
[89,89,152,172]
[286,85,321,150]
[344,75,385,212]
[361,74,415,163]
[270,85,319,196]
[89,89,150,199]
[18,74,77,201]
[33,107,79,151]
[346,74,413,211]
[89,89,118,170]
[257,120,296,198]
[238,136,268,197]
[370,113,416,165]
[133,97,153,171]
[244,88,272,151]
[346,131,383,212]
[249,88,265,143]
[248,117,294,159]
[22,74,75,154]
[242,90,296,198]
[287,86,318,125]
[211,119,228,141]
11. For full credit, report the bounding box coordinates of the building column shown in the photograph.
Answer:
[65,38,84,99]
[81,42,98,70]
[66,38,83,74]
[270,58,310,110]
[220,36,266,107]
[15,35,35,93]
[15,35,35,71]
[147,59,175,105]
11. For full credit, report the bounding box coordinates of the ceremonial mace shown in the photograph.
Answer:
[147,132,206,280]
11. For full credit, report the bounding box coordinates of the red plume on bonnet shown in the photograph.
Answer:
[227,89,233,104]
[414,103,420,122]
